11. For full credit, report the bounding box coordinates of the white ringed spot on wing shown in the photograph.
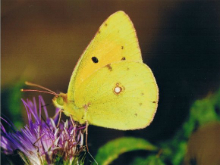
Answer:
[113,82,125,95]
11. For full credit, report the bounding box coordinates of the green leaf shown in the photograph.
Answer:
[2,81,25,129]
[190,91,220,126]
[95,137,158,165]
[130,155,165,165]
[17,150,31,165]
[159,88,220,165]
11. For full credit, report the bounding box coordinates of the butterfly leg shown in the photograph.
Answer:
[85,121,98,164]
[32,132,46,152]
[70,115,75,126]
[85,121,89,152]
[56,109,63,127]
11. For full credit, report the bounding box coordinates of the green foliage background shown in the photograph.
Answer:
[94,88,220,165]
[1,82,220,165]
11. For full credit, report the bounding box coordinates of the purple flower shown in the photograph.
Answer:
[1,96,85,165]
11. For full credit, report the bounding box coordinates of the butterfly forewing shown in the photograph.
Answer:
[67,11,142,101]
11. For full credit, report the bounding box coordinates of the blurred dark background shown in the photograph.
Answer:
[2,0,220,164]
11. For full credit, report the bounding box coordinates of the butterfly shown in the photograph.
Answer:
[51,11,158,130]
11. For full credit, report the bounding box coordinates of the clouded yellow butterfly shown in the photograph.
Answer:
[53,11,159,130]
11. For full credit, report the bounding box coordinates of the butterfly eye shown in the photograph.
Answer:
[57,96,64,106]
[91,57,99,63]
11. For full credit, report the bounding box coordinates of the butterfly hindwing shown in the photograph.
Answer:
[74,61,158,130]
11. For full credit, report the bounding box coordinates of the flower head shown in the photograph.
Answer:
[1,96,85,165]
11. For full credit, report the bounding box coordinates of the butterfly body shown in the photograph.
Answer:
[53,11,159,130]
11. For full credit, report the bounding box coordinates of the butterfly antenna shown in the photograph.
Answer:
[21,81,57,96]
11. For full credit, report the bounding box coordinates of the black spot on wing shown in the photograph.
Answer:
[121,57,126,60]
[92,57,99,63]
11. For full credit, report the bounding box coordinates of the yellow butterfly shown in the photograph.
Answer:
[53,11,159,130]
